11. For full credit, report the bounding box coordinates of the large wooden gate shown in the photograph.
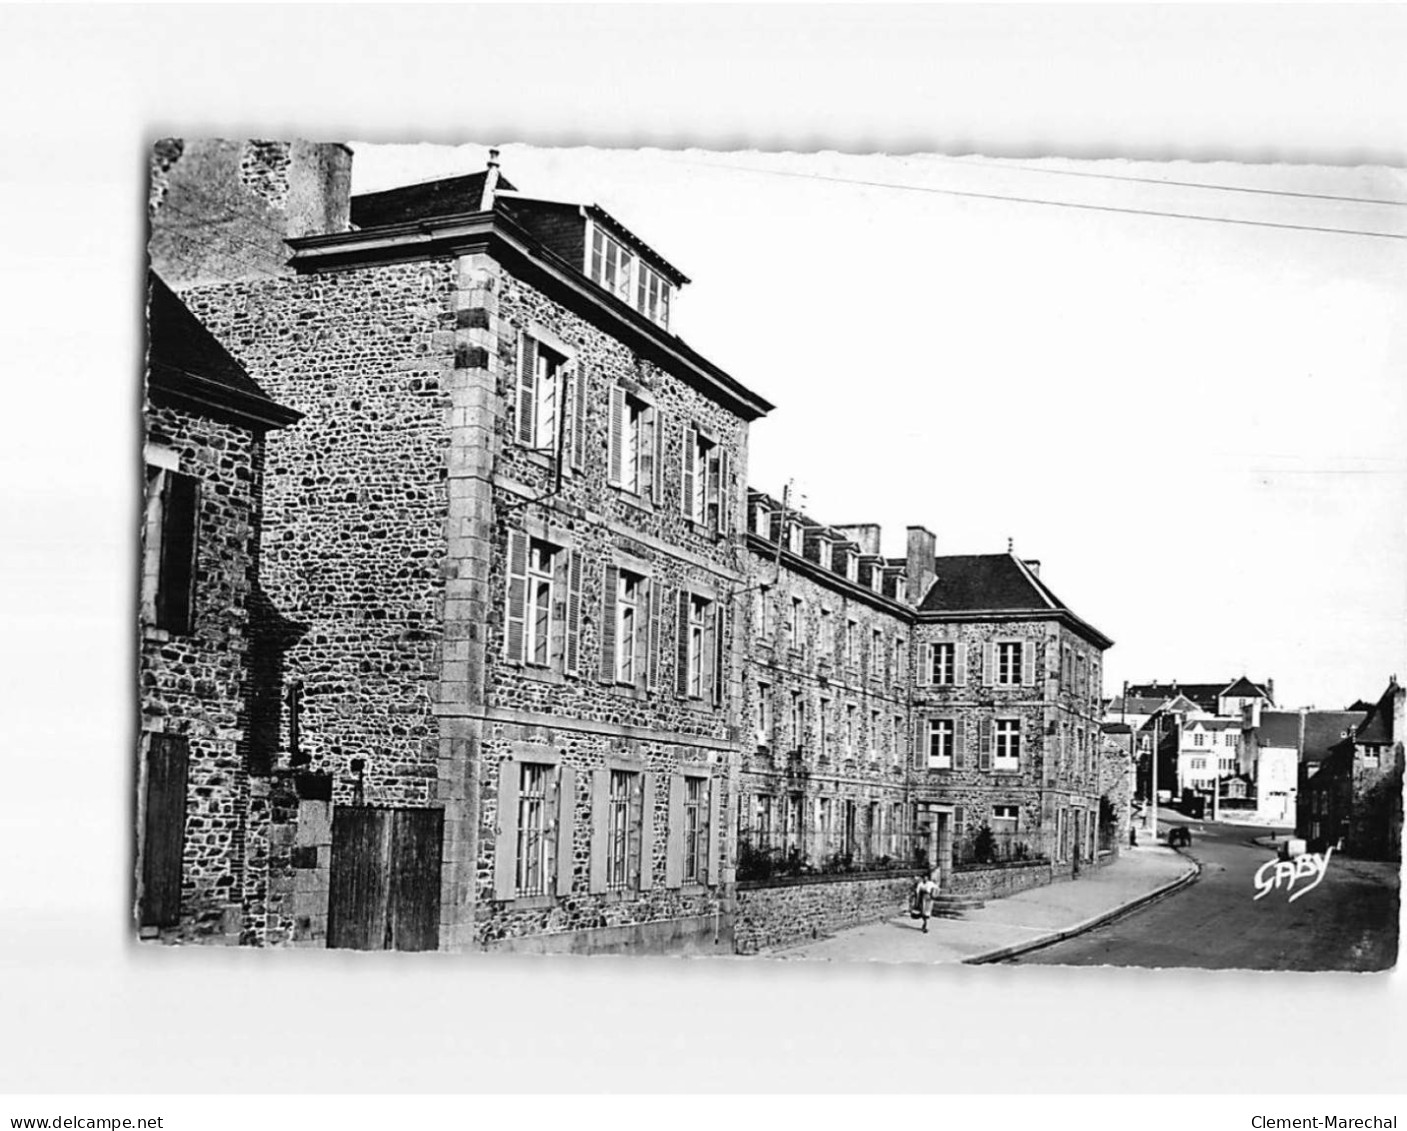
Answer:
[327,806,444,951]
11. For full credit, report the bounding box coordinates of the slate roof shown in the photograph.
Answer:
[918,554,1059,612]
[1253,710,1367,760]
[1125,679,1271,714]
[147,273,300,431]
[1221,676,1273,700]
[349,170,517,228]
[1354,682,1400,745]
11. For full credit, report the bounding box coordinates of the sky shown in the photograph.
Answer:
[355,143,1407,712]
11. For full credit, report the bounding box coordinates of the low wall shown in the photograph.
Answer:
[947,859,1057,900]
[733,871,919,955]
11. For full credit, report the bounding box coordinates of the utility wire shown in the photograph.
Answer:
[925,154,1407,208]
[664,156,1407,241]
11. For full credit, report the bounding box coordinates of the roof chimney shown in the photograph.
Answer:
[479,148,502,211]
[905,526,936,606]
[1024,559,1041,577]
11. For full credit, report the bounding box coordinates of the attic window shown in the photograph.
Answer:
[588,221,672,330]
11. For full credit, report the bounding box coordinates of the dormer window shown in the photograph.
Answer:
[817,540,832,570]
[588,220,672,330]
[752,503,770,536]
[788,523,805,556]
[845,553,858,584]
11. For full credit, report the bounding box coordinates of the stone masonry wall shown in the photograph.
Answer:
[733,872,918,954]
[184,261,457,821]
[139,401,261,942]
[947,859,1055,900]
[467,262,750,947]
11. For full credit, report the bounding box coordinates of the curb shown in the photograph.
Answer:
[961,854,1203,965]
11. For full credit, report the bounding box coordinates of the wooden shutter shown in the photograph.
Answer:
[638,772,656,890]
[608,385,626,486]
[638,406,655,498]
[705,777,722,886]
[674,589,690,698]
[571,364,587,470]
[917,642,931,686]
[681,425,697,518]
[955,639,968,686]
[504,530,529,662]
[139,732,188,927]
[564,550,583,676]
[1022,640,1036,687]
[646,579,662,691]
[711,602,726,708]
[588,768,610,894]
[516,333,537,446]
[155,473,198,634]
[599,564,619,682]
[984,643,996,687]
[555,766,576,896]
[705,445,721,530]
[955,717,967,769]
[651,410,665,502]
[665,773,685,889]
[493,760,519,899]
[716,449,730,534]
[978,717,993,771]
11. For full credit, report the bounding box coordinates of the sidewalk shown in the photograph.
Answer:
[762,844,1197,965]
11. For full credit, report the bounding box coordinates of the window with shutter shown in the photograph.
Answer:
[153,471,199,634]
[674,589,690,698]
[651,410,665,502]
[493,759,520,899]
[710,601,725,707]
[646,579,661,691]
[588,768,611,894]
[704,778,721,886]
[639,772,656,891]
[570,364,587,471]
[516,333,537,446]
[504,531,529,663]
[608,385,626,486]
[564,550,583,676]
[978,717,993,771]
[600,564,619,682]
[681,425,698,521]
[555,766,576,896]
[665,774,685,888]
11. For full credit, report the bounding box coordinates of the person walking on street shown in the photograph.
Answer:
[914,872,939,934]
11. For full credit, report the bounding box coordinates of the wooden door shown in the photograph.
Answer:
[327,806,443,951]
[139,732,189,928]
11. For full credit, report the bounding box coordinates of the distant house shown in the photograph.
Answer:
[1124,677,1274,717]
[1242,707,1367,826]
[1298,680,1404,859]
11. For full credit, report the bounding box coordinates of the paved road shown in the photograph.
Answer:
[1010,818,1399,971]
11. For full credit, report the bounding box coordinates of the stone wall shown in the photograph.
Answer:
[733,871,918,954]
[139,401,261,943]
[184,261,457,814]
[947,859,1057,900]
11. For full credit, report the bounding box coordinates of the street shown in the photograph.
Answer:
[1010,818,1400,971]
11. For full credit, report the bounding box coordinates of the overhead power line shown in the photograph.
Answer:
[927,154,1407,208]
[665,157,1407,241]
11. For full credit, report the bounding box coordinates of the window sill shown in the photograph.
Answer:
[503,893,556,911]
[506,662,571,686]
[142,626,172,644]
[613,487,655,515]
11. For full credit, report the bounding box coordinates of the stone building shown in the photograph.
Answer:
[909,547,1113,878]
[1299,679,1404,859]
[138,272,301,942]
[1240,705,1366,826]
[168,149,772,952]
[737,492,913,877]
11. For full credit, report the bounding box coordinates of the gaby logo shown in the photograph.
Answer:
[1254,846,1334,903]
